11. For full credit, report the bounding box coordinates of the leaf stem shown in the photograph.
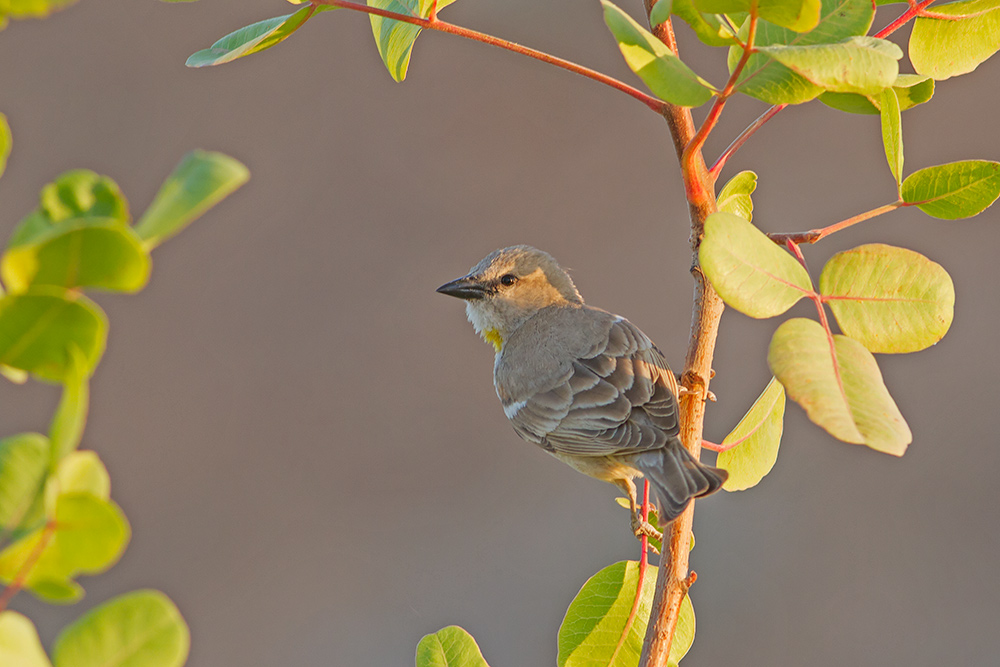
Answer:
[769,201,904,245]
[638,4,733,666]
[681,7,758,192]
[310,0,671,113]
[0,520,57,613]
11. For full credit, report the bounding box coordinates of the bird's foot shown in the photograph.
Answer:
[631,511,663,543]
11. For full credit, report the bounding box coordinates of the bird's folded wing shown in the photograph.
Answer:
[508,317,681,457]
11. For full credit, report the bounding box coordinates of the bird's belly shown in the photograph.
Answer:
[549,451,641,484]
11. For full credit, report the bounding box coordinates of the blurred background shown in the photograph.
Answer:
[1,1,998,665]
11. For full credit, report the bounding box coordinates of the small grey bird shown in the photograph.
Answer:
[437,245,726,535]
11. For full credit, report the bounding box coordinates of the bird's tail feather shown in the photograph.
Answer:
[635,442,727,524]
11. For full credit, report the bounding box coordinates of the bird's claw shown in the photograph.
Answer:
[631,511,663,543]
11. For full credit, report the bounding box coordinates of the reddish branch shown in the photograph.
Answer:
[310,0,671,113]
[769,201,906,245]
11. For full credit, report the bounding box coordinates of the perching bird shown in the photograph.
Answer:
[437,245,726,537]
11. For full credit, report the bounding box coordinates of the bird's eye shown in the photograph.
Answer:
[500,274,518,286]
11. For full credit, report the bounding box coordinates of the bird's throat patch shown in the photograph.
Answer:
[482,328,504,352]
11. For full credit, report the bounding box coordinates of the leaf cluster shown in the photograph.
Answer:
[0,113,248,666]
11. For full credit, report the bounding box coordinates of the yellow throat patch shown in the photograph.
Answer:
[482,328,504,352]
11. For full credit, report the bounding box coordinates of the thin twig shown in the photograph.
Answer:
[310,0,671,113]
[769,201,904,245]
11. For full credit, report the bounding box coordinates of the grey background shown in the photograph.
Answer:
[1,1,998,665]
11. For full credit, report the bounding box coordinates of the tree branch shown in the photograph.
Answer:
[310,0,671,113]
[768,201,904,245]
[637,2,740,664]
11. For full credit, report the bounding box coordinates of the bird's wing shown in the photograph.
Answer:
[505,316,681,457]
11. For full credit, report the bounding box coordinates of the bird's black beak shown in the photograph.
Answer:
[436,276,488,300]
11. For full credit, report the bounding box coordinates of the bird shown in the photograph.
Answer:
[436,245,727,538]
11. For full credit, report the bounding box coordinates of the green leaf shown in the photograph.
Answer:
[368,0,459,82]
[29,578,84,603]
[717,170,757,221]
[0,287,107,383]
[650,0,673,26]
[415,626,491,667]
[909,0,1000,80]
[45,451,109,516]
[558,561,693,667]
[134,150,249,249]
[731,0,875,104]
[7,171,129,250]
[1,0,77,18]
[700,212,812,318]
[0,366,28,384]
[695,0,821,31]
[0,113,10,182]
[47,346,89,466]
[819,244,954,353]
[671,0,738,46]
[900,160,1000,219]
[0,493,130,597]
[818,73,935,114]
[0,612,52,667]
[185,6,324,68]
[0,433,49,534]
[2,218,150,294]
[602,1,716,107]
[717,377,785,491]
[768,318,911,455]
[756,37,900,95]
[880,88,902,188]
[52,590,189,667]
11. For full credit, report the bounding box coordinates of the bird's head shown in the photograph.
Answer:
[437,245,583,351]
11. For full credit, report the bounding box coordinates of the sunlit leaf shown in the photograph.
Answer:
[717,170,757,221]
[368,0,459,82]
[558,561,694,667]
[880,88,902,188]
[1,0,77,18]
[2,218,150,293]
[731,0,875,104]
[415,626,491,667]
[185,6,327,67]
[602,0,716,107]
[0,493,130,598]
[45,451,109,516]
[671,0,738,46]
[0,612,52,667]
[700,212,812,318]
[134,150,249,249]
[650,0,673,27]
[909,0,1000,80]
[769,318,911,455]
[0,287,107,382]
[695,0,821,31]
[0,433,49,534]
[7,171,129,249]
[900,160,1000,219]
[818,73,934,114]
[717,377,785,491]
[52,590,190,667]
[819,244,954,353]
[755,37,900,95]
[0,113,10,182]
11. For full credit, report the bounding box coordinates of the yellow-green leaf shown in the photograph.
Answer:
[718,377,785,491]
[700,212,812,318]
[768,318,911,455]
[415,626,491,667]
[819,244,954,353]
